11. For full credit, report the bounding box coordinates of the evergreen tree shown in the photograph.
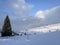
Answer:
[1,15,12,37]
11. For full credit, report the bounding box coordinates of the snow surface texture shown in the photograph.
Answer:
[0,23,60,45]
[0,31,60,45]
[29,23,60,33]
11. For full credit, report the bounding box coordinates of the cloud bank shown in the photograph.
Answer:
[12,6,60,32]
[0,0,33,31]
[0,0,60,32]
[35,6,60,24]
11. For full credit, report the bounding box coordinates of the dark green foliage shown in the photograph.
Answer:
[1,15,12,37]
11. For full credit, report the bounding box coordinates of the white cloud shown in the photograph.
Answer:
[35,10,50,19]
[9,0,33,17]
[0,0,33,30]
[11,6,60,32]
[0,0,60,32]
[35,6,60,19]
[35,11,45,19]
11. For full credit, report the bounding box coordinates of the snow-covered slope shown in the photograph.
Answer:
[29,23,60,33]
[0,23,60,45]
[0,31,60,45]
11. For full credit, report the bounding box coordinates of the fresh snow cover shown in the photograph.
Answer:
[29,23,60,33]
[0,31,60,45]
[0,23,60,45]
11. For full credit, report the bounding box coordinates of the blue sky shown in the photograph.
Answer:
[0,0,60,16]
[25,0,60,16]
[26,0,60,9]
[0,0,60,31]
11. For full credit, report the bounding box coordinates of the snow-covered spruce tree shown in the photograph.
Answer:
[1,15,12,37]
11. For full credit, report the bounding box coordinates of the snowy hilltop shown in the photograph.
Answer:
[0,23,60,45]
[0,31,60,45]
